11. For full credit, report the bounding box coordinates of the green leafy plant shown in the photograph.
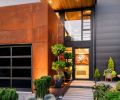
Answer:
[51,44,65,56]
[103,57,117,78]
[94,68,100,85]
[65,62,72,67]
[108,57,115,71]
[93,83,111,100]
[34,76,52,99]
[52,61,65,71]
[103,69,116,78]
[105,91,120,100]
[116,81,120,91]
[103,69,112,76]
[64,52,73,59]
[94,68,100,79]
[0,88,18,100]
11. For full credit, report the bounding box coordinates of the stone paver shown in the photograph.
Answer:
[62,88,93,100]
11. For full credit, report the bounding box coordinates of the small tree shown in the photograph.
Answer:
[51,44,66,88]
[51,44,65,60]
[108,57,115,71]
[94,68,100,85]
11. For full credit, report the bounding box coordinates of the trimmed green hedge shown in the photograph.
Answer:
[0,88,18,100]
[34,76,52,99]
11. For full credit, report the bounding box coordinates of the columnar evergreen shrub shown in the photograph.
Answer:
[0,88,18,100]
[108,57,115,71]
[94,68,100,79]
[34,76,52,99]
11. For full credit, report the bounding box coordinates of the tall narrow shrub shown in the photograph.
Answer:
[108,57,115,71]
[94,68,100,85]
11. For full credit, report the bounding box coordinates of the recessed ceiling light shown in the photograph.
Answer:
[48,0,52,4]
[75,0,79,2]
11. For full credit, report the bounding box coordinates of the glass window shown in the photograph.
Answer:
[65,11,82,41]
[64,10,92,41]
[12,47,31,56]
[12,69,31,77]
[0,58,10,67]
[0,69,10,77]
[0,79,10,87]
[12,58,31,66]
[0,47,10,56]
[12,80,31,88]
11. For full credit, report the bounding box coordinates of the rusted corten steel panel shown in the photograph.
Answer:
[0,0,64,90]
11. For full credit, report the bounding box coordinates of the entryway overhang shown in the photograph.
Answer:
[47,0,96,11]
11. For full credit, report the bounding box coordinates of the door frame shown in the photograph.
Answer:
[72,46,93,80]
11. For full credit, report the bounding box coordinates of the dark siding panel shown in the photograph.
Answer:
[95,0,120,77]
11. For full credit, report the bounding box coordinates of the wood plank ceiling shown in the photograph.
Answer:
[47,0,96,10]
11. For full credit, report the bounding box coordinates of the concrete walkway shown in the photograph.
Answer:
[62,88,93,100]
[62,80,94,100]
[62,80,116,100]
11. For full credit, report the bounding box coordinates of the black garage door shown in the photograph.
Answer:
[0,45,32,91]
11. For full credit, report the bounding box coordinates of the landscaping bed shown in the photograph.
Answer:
[49,80,72,97]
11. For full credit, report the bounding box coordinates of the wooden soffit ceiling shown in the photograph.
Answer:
[47,0,96,11]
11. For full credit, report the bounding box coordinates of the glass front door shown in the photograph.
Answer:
[75,48,89,79]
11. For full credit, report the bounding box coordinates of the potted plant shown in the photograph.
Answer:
[64,52,73,80]
[34,76,52,100]
[52,60,65,88]
[103,57,117,81]
[51,44,66,88]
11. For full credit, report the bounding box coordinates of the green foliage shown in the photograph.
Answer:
[52,61,65,71]
[103,69,116,78]
[0,88,18,100]
[111,71,117,78]
[116,81,120,91]
[105,91,120,100]
[65,62,72,67]
[108,57,115,71]
[51,44,65,56]
[64,52,73,59]
[34,76,52,99]
[103,69,112,76]
[94,68,100,79]
[41,76,52,88]
[93,83,111,100]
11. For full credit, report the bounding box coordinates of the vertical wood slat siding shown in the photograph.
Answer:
[95,0,120,78]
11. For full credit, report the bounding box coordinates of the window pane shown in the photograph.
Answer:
[83,10,92,15]
[65,11,82,41]
[12,69,31,77]
[0,47,10,56]
[12,80,31,88]
[0,58,10,67]
[0,79,10,87]
[12,58,31,66]
[12,46,31,56]
[0,69,10,77]
[83,30,91,40]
